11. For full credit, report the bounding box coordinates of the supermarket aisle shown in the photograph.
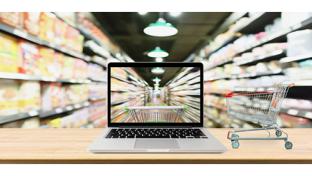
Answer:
[0,12,132,128]
[110,67,201,123]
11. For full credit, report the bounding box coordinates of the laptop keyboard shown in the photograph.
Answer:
[105,128,208,139]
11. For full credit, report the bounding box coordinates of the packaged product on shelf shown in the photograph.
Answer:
[88,63,106,81]
[39,47,62,78]
[53,17,67,46]
[111,67,128,79]
[23,12,40,36]
[281,12,312,29]
[279,113,312,128]
[19,41,41,76]
[89,83,106,99]
[287,30,312,57]
[0,33,22,73]
[73,59,88,79]
[65,25,84,52]
[41,82,64,111]
[61,56,75,79]
[18,81,41,112]
[282,98,312,110]
[60,108,89,128]
[39,12,56,43]
[64,84,88,104]
[0,80,20,116]
[0,12,23,28]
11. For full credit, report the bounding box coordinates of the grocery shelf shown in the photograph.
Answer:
[205,34,240,59]
[280,108,312,120]
[205,60,233,71]
[204,13,280,59]
[40,101,90,118]
[0,23,88,62]
[89,97,106,101]
[238,12,280,34]
[89,78,107,83]
[234,17,312,59]
[234,49,286,66]
[0,72,91,84]
[0,110,39,125]
[232,69,283,79]
[77,25,103,48]
[205,104,227,111]
[279,53,312,63]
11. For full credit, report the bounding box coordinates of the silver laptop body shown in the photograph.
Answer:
[89,62,226,153]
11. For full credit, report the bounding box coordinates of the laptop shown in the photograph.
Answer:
[89,62,226,153]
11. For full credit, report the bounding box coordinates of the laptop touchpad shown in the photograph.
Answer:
[135,139,179,149]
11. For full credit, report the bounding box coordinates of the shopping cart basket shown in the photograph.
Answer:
[225,83,294,149]
[126,106,185,123]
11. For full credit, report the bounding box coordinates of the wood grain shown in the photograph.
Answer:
[0,128,311,163]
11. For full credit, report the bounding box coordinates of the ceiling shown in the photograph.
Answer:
[93,12,231,62]
[132,67,182,87]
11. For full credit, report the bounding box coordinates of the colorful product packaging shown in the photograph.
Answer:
[18,81,41,112]
[0,33,22,73]
[0,80,20,116]
[39,13,56,43]
[23,12,41,36]
[19,41,41,76]
[0,12,23,28]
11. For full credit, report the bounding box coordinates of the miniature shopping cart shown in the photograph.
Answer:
[126,106,185,123]
[225,83,294,150]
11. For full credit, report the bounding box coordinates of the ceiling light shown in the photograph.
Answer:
[138,12,148,15]
[170,12,182,17]
[144,18,178,37]
[151,67,165,75]
[153,77,161,83]
[155,57,163,62]
[147,47,169,58]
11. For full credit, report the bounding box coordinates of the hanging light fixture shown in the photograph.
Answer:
[147,47,169,58]
[144,18,178,37]
[155,57,163,62]
[151,67,165,75]
[153,77,161,83]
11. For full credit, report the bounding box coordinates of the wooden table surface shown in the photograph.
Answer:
[0,128,311,163]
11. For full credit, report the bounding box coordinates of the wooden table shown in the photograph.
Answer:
[0,128,311,163]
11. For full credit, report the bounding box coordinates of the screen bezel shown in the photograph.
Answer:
[107,62,204,127]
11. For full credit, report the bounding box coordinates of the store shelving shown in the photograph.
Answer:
[233,17,312,59]
[0,12,130,128]
[195,13,312,127]
[0,23,88,62]
[280,53,312,63]
[234,49,286,66]
[0,110,39,124]
[280,108,312,120]
[0,72,96,84]
[204,13,280,60]
[40,101,90,118]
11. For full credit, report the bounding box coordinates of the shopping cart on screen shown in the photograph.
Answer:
[225,83,294,149]
[126,106,185,123]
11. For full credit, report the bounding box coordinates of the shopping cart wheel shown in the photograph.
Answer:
[275,129,282,137]
[231,134,239,140]
[285,141,293,150]
[231,140,240,149]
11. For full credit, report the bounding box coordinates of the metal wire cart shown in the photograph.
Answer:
[126,106,185,123]
[225,84,294,149]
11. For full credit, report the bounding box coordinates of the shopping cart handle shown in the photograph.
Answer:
[225,92,234,98]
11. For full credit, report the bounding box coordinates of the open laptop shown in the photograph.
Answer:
[89,62,226,153]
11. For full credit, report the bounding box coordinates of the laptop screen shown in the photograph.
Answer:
[108,62,203,127]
